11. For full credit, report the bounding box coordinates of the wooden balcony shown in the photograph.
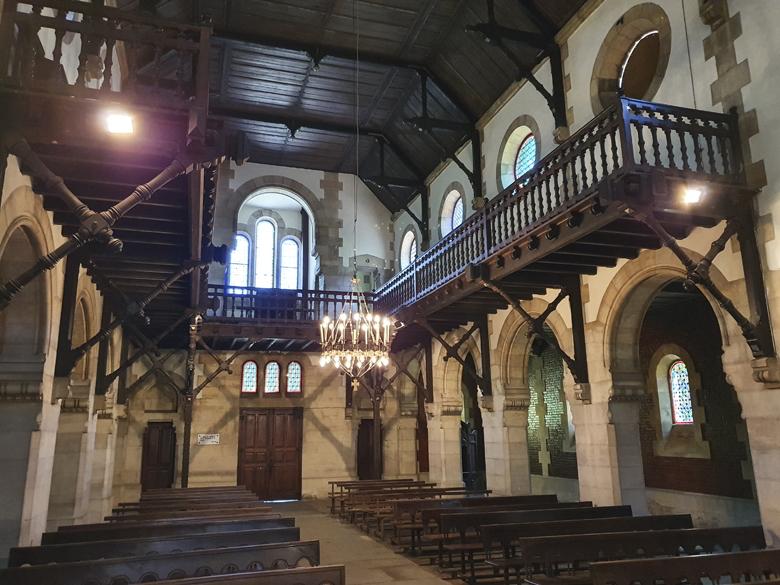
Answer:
[0,0,210,149]
[375,97,752,340]
[201,286,373,351]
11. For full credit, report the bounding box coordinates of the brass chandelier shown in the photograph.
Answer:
[318,0,393,380]
[318,274,392,378]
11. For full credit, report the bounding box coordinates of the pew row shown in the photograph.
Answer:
[155,565,346,585]
[0,541,320,585]
[41,516,294,545]
[9,527,301,567]
[591,548,780,585]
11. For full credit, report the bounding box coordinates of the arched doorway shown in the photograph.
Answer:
[0,225,47,565]
[637,280,758,524]
[460,354,486,491]
[526,327,579,501]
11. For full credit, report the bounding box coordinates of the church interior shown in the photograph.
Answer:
[1,0,780,583]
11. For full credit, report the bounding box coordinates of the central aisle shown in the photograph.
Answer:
[270,501,453,585]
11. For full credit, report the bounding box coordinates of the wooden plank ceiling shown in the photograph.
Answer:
[194,0,589,212]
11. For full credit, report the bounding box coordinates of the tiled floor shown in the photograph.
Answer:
[270,500,454,585]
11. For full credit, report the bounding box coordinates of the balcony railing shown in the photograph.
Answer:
[0,0,210,119]
[375,97,743,313]
[206,285,373,324]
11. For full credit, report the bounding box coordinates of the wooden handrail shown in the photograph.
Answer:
[206,285,374,323]
[375,97,742,313]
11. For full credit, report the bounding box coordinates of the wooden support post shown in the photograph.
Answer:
[477,314,493,395]
[180,314,199,488]
[95,301,111,395]
[372,389,382,480]
[472,129,484,203]
[301,207,310,291]
[421,185,431,250]
[736,211,775,358]
[116,333,130,404]
[566,275,590,384]
[54,253,80,378]
[424,336,434,402]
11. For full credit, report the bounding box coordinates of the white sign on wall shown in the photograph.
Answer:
[196,433,220,445]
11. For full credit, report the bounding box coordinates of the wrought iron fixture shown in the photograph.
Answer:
[318,0,393,380]
[318,275,392,378]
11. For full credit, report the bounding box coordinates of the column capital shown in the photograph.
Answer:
[752,357,780,389]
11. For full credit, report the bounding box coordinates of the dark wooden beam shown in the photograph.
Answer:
[54,253,81,378]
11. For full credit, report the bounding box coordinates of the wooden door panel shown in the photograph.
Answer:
[141,422,176,491]
[238,408,302,500]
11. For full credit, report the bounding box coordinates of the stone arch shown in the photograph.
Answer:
[495,301,573,402]
[437,181,467,240]
[496,114,541,190]
[590,2,672,115]
[597,247,734,396]
[230,177,323,254]
[433,326,483,408]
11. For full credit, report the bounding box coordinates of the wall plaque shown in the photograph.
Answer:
[196,433,220,445]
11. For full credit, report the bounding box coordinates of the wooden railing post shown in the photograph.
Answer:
[618,97,636,173]
[0,0,18,81]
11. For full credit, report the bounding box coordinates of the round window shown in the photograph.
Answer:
[619,31,661,100]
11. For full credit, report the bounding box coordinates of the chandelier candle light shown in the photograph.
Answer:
[318,281,392,379]
[318,0,393,381]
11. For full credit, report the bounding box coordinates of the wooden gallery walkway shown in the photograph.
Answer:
[274,500,451,585]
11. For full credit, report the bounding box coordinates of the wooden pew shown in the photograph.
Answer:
[57,511,280,533]
[419,502,594,559]
[0,540,320,585]
[9,527,301,567]
[111,498,266,514]
[41,516,295,545]
[387,494,559,544]
[400,501,590,555]
[328,479,417,514]
[486,526,765,585]
[154,565,346,585]
[591,547,780,585]
[107,503,273,522]
[436,505,632,577]
[339,482,435,519]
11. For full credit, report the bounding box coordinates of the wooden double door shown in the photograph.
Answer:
[238,408,303,500]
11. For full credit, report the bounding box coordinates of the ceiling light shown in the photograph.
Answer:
[683,187,703,204]
[105,112,134,135]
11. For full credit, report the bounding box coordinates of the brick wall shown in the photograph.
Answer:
[638,286,753,499]
[527,342,578,479]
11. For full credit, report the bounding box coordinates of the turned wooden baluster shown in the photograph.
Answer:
[609,121,620,170]
[22,4,43,86]
[569,144,579,204]
[661,111,675,169]
[647,111,661,167]
[588,127,599,185]
[691,118,704,173]
[704,123,717,174]
[102,33,116,92]
[677,114,691,171]
[718,124,732,177]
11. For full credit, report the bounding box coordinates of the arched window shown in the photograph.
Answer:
[668,360,693,424]
[440,189,465,237]
[255,219,276,288]
[514,133,537,181]
[241,361,258,394]
[228,233,251,289]
[264,361,280,394]
[279,238,301,290]
[400,229,418,270]
[286,361,302,394]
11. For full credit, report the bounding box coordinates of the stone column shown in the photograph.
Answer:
[503,397,532,495]
[394,399,419,478]
[46,405,88,529]
[425,400,462,487]
[85,414,113,523]
[724,355,780,546]
[573,376,648,513]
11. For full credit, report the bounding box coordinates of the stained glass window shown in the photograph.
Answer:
[264,361,280,394]
[241,361,257,393]
[514,134,537,180]
[279,238,300,289]
[286,361,302,394]
[228,233,250,289]
[255,219,276,288]
[668,360,693,424]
